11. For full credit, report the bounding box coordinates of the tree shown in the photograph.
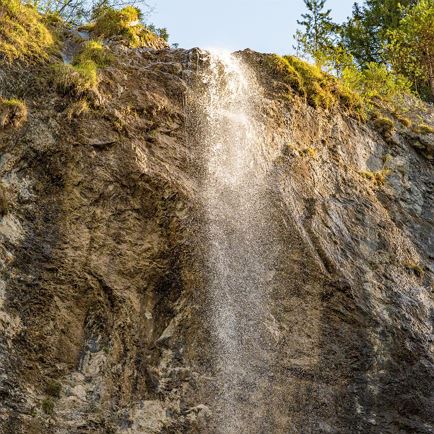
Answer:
[341,0,417,66]
[388,0,434,100]
[294,0,336,64]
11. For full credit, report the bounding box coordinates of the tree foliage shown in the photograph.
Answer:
[294,0,336,64]
[340,0,417,66]
[387,0,434,99]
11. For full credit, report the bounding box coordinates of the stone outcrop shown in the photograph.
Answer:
[0,46,432,433]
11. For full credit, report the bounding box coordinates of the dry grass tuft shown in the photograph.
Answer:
[0,97,28,128]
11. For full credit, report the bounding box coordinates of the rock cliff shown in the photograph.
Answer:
[0,43,433,433]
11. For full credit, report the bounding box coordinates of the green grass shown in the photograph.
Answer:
[0,0,54,63]
[0,97,28,128]
[87,5,162,48]
[52,60,99,96]
[266,54,365,120]
[73,40,113,67]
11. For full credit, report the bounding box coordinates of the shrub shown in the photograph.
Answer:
[41,398,54,415]
[342,62,413,104]
[0,98,28,128]
[45,380,61,398]
[88,5,162,48]
[0,0,54,63]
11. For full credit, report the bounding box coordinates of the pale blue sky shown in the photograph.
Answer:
[148,0,355,54]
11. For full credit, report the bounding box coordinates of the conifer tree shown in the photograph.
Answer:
[294,0,336,64]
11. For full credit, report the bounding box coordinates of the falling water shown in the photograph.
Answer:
[197,49,276,433]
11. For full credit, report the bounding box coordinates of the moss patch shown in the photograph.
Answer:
[360,168,391,186]
[0,97,28,128]
[414,123,434,135]
[0,0,54,63]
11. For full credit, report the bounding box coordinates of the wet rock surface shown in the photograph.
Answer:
[0,47,432,433]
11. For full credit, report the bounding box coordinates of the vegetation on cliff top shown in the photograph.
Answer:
[0,0,55,63]
[84,5,164,48]
[294,0,434,102]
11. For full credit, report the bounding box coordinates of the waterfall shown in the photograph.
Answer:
[197,49,276,433]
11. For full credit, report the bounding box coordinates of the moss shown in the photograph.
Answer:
[414,123,434,135]
[405,261,424,278]
[394,113,412,128]
[301,146,318,159]
[372,113,395,135]
[0,184,8,217]
[65,98,90,120]
[266,54,365,119]
[73,40,113,68]
[0,0,54,63]
[52,60,99,96]
[88,6,161,48]
[41,398,54,415]
[360,168,391,186]
[0,97,28,128]
[45,380,61,398]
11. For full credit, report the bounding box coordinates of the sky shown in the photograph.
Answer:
[148,0,355,54]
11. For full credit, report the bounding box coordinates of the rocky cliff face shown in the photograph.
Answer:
[0,45,433,434]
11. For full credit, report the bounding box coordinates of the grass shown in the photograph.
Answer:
[266,54,366,120]
[45,380,61,398]
[0,97,28,128]
[360,168,391,186]
[394,113,412,128]
[0,184,8,217]
[52,60,99,96]
[52,40,113,98]
[371,113,395,136]
[65,98,90,119]
[73,40,113,67]
[414,123,434,135]
[41,398,54,415]
[0,0,54,63]
[86,5,162,48]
